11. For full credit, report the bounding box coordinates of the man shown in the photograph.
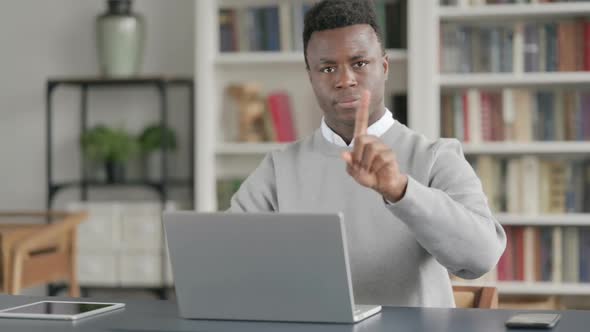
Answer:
[229,0,506,307]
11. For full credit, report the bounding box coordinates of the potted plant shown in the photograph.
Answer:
[138,124,177,181]
[80,125,139,183]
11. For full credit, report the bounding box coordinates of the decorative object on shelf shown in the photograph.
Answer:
[96,0,145,77]
[80,125,139,183]
[225,83,273,142]
[138,124,178,181]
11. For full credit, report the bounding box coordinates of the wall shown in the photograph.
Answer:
[0,0,195,210]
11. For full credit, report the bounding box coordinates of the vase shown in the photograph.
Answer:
[105,160,126,183]
[96,0,145,77]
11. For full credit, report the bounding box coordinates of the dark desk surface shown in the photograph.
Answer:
[0,295,587,332]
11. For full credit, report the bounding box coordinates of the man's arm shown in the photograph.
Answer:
[228,154,278,212]
[342,90,505,279]
[386,139,506,279]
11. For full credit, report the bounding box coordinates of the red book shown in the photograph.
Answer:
[489,93,504,141]
[584,20,590,71]
[462,92,470,142]
[481,92,493,142]
[512,227,525,281]
[498,226,513,281]
[267,92,296,142]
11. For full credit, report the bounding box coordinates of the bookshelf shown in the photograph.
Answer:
[496,213,590,227]
[440,72,590,88]
[195,0,411,211]
[453,281,590,296]
[462,142,590,155]
[439,2,590,21]
[216,142,288,155]
[216,49,407,65]
[423,1,590,302]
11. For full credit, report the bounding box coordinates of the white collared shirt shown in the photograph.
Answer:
[320,108,395,147]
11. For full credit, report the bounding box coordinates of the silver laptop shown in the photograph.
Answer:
[163,211,381,323]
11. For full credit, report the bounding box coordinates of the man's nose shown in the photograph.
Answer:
[335,67,358,89]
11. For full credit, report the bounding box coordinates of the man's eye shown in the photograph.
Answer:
[353,61,368,68]
[321,67,335,73]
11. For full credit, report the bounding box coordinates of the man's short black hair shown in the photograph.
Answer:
[303,0,384,68]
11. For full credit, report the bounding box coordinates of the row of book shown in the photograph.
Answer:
[471,156,590,213]
[441,0,588,6]
[219,0,407,53]
[440,89,590,143]
[465,226,590,283]
[440,19,590,73]
[219,3,310,52]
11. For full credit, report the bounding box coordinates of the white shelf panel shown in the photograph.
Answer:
[454,281,590,296]
[439,72,590,89]
[216,142,289,155]
[216,52,305,64]
[219,0,296,9]
[215,49,407,65]
[439,3,590,22]
[387,49,408,62]
[496,213,590,226]
[462,142,590,155]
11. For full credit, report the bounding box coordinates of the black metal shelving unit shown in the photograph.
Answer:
[45,76,194,299]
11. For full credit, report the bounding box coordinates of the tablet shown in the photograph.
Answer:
[0,301,125,320]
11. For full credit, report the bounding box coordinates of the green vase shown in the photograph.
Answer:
[96,0,145,77]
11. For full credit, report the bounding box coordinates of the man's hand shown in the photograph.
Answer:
[341,91,408,203]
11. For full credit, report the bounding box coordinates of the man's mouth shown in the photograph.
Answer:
[335,97,361,108]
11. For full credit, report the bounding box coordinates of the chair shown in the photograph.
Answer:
[453,285,499,309]
[0,211,87,296]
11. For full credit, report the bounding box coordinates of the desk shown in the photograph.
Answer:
[0,295,587,332]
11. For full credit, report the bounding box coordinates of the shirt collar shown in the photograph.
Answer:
[321,108,395,147]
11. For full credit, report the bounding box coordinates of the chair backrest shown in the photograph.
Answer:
[453,285,498,309]
[0,211,87,296]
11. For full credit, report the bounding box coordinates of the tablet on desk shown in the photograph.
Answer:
[0,301,125,320]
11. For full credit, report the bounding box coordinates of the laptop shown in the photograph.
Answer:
[163,211,381,323]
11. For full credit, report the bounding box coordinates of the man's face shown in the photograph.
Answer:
[306,24,389,132]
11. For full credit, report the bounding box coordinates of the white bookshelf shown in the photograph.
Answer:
[419,2,590,300]
[196,0,412,211]
[496,213,590,227]
[453,281,590,296]
[216,49,407,65]
[439,2,590,22]
[216,142,288,155]
[440,72,590,89]
[462,142,590,155]
[497,283,590,296]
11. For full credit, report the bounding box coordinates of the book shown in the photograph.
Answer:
[267,92,297,142]
[225,83,273,142]
[219,9,237,52]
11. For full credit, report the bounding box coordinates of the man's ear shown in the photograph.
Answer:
[383,54,389,81]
